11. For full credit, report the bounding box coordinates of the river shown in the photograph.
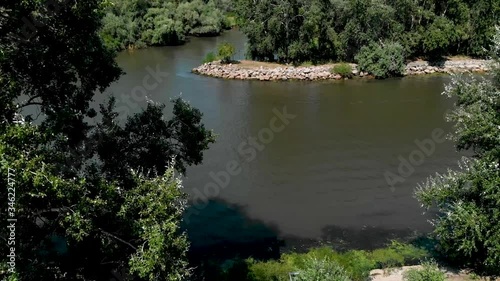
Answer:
[100,29,464,257]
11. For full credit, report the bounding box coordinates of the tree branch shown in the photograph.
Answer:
[99,228,137,251]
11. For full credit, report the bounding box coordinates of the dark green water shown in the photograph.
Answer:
[99,29,464,254]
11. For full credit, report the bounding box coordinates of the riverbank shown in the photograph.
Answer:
[191,241,500,281]
[192,59,490,81]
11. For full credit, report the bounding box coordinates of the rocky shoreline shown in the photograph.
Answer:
[192,59,490,81]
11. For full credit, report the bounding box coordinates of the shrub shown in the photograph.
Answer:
[369,241,430,269]
[203,52,217,63]
[296,257,351,281]
[284,247,376,281]
[403,261,445,281]
[331,63,353,78]
[218,42,236,63]
[333,250,375,281]
[355,41,406,79]
[243,242,431,281]
[299,61,314,67]
[247,258,294,281]
[415,27,500,276]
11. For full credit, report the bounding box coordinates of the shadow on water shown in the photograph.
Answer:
[182,199,429,280]
[182,199,282,280]
[269,225,425,256]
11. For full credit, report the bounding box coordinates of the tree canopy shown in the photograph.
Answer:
[0,0,214,280]
[100,0,232,51]
[234,0,500,64]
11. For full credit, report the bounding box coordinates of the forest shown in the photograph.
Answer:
[100,0,234,51]
[101,0,500,64]
[234,0,500,63]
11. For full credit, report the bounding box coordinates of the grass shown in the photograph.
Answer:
[203,52,217,64]
[216,240,432,281]
[403,260,446,281]
[331,63,353,78]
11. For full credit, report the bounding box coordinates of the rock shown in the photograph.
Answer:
[191,59,491,81]
[370,269,384,276]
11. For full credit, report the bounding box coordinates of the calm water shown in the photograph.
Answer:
[100,29,464,253]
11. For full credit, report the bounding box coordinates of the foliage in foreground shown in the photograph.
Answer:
[295,257,350,281]
[355,42,406,79]
[0,127,190,280]
[415,27,500,276]
[403,261,445,281]
[0,0,215,280]
[217,241,431,281]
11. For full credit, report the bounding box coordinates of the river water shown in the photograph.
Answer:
[101,29,464,254]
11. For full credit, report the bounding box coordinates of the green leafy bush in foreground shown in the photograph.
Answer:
[415,27,500,276]
[403,261,445,281]
[355,42,406,79]
[247,258,294,281]
[331,63,353,78]
[296,257,350,281]
[242,241,431,281]
[369,241,430,268]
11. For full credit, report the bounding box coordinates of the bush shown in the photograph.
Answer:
[415,27,500,276]
[403,261,445,281]
[296,257,351,281]
[218,42,236,63]
[203,52,217,63]
[369,241,430,269]
[333,250,375,281]
[331,63,353,78]
[247,258,294,281]
[244,242,431,281]
[355,42,406,79]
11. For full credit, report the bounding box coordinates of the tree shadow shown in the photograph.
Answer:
[427,56,447,67]
[183,199,282,280]
[219,59,241,64]
[319,224,423,251]
[182,201,436,280]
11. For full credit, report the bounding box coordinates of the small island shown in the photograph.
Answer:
[192,59,490,81]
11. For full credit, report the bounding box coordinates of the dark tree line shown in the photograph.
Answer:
[100,0,233,51]
[234,0,500,64]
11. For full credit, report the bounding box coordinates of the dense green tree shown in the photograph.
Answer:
[234,0,500,63]
[421,16,458,60]
[0,0,122,144]
[0,124,191,280]
[415,27,500,275]
[0,0,214,280]
[339,0,401,61]
[100,0,230,51]
[355,41,406,78]
[217,42,236,63]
